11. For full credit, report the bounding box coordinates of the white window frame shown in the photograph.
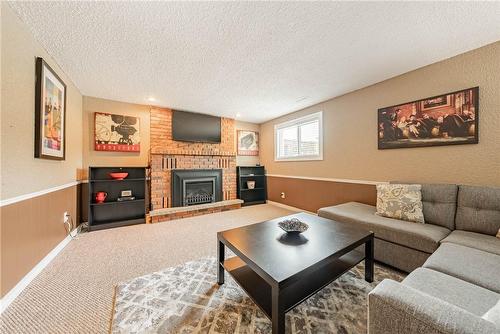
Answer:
[274,111,323,162]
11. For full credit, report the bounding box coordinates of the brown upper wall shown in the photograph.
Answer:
[1,3,83,200]
[260,42,500,187]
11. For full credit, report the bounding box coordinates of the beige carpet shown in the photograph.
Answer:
[1,204,295,334]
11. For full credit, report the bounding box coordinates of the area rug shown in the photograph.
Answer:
[111,257,405,334]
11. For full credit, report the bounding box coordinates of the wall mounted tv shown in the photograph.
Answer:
[172,110,221,143]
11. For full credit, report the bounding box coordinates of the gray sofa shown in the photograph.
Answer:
[318,184,500,334]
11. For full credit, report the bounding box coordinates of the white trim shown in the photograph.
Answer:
[274,111,323,162]
[0,181,79,207]
[267,200,316,215]
[273,155,324,162]
[0,226,79,314]
[266,174,386,186]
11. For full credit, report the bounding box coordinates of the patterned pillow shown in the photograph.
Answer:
[376,184,425,224]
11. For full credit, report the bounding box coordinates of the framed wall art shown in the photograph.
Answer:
[237,130,259,156]
[94,112,140,152]
[378,87,478,149]
[35,57,66,160]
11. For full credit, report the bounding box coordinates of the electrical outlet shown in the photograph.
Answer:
[280,192,286,199]
[63,212,70,224]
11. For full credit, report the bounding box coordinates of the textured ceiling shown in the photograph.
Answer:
[8,2,500,123]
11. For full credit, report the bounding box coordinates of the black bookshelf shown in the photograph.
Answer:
[88,167,147,231]
[237,166,266,206]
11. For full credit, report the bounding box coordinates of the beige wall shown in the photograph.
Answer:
[1,3,82,297]
[235,120,260,166]
[82,96,151,173]
[1,3,83,199]
[82,98,259,173]
[261,42,500,187]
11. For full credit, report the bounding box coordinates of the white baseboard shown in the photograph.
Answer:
[266,200,316,215]
[0,227,78,314]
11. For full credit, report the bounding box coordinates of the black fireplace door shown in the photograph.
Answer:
[171,169,223,207]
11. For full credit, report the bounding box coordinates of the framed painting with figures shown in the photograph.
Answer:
[35,58,66,160]
[94,112,140,152]
[378,87,479,149]
[237,130,259,156]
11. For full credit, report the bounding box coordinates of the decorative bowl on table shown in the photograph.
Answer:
[109,172,129,180]
[278,218,309,234]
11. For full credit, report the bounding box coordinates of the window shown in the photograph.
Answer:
[275,111,323,161]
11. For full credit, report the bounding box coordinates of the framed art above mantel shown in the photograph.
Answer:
[94,112,141,152]
[378,87,479,149]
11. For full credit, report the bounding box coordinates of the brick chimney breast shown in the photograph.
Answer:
[150,108,238,220]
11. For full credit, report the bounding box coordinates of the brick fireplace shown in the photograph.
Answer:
[149,108,241,223]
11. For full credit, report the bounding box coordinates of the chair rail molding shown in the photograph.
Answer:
[0,181,80,207]
[265,174,386,186]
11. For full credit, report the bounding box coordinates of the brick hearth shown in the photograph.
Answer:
[149,199,243,223]
[149,108,239,222]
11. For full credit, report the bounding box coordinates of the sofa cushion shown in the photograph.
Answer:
[455,185,500,236]
[423,243,500,293]
[441,230,500,256]
[317,202,450,253]
[391,182,458,230]
[403,268,500,316]
[374,238,430,273]
[483,300,500,329]
[368,280,499,334]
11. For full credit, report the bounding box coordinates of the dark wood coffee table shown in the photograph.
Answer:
[217,212,374,334]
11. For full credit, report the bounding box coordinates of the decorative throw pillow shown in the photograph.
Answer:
[376,184,425,224]
[482,300,500,329]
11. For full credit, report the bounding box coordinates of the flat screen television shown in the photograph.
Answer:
[172,110,221,143]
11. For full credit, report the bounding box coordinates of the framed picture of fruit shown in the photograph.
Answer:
[378,87,478,149]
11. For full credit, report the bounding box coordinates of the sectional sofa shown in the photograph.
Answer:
[318,183,500,334]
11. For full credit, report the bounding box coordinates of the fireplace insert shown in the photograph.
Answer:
[171,169,223,207]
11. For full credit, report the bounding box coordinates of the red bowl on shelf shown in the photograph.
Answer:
[109,172,129,180]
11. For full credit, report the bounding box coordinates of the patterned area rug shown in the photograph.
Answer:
[111,257,404,334]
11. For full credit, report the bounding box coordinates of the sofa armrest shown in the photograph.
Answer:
[368,279,497,334]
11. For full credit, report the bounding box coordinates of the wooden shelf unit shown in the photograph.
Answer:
[88,167,147,231]
[237,166,267,206]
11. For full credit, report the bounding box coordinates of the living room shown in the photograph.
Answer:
[1,2,500,334]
